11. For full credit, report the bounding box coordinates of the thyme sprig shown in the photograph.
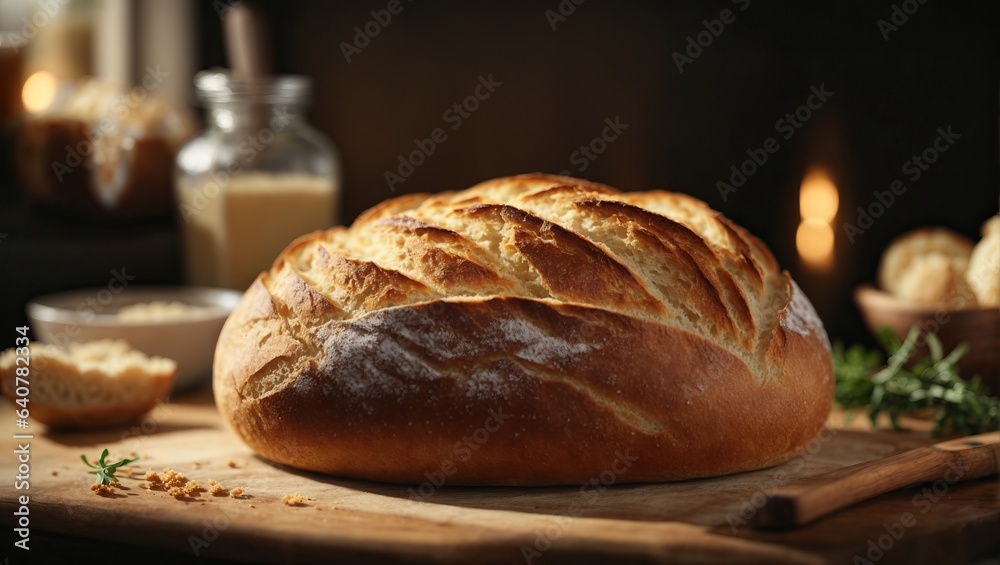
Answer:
[81,449,138,485]
[833,326,1000,436]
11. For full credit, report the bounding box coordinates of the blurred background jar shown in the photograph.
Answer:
[175,70,340,290]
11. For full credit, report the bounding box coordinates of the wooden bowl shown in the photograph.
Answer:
[854,285,1000,391]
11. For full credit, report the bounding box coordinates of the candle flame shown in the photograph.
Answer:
[796,167,838,269]
[799,168,839,222]
[22,71,56,114]
[797,218,835,268]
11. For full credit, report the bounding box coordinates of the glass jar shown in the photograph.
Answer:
[175,70,340,290]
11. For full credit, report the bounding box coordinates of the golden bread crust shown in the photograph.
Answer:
[213,173,833,484]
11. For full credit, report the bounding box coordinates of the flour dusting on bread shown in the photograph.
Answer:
[305,304,604,406]
[780,280,830,349]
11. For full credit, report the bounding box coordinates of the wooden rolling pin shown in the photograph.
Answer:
[752,431,1000,529]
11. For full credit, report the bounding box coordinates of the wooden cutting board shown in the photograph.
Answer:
[2,392,998,564]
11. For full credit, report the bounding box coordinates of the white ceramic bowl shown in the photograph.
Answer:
[27,286,243,391]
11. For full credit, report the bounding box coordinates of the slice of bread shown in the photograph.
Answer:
[0,340,176,429]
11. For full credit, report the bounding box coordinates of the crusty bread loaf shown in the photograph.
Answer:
[0,340,175,428]
[213,173,833,485]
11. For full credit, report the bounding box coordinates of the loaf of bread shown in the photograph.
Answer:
[0,340,175,428]
[213,174,833,485]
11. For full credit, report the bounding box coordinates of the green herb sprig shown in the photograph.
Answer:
[833,325,1000,436]
[81,449,138,485]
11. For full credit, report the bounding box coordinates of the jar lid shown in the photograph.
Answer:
[194,69,311,105]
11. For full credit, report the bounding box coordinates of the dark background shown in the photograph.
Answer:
[2,0,998,346]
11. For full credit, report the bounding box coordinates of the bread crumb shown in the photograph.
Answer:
[161,468,188,488]
[209,482,228,496]
[191,461,202,470]
[281,492,304,506]
[49,470,58,476]
[248,503,256,508]
[90,484,113,496]
[226,459,238,468]
[142,467,202,497]
[229,487,245,498]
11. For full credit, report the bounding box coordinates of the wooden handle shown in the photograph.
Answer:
[752,431,1000,529]
[224,4,270,81]
[223,4,270,133]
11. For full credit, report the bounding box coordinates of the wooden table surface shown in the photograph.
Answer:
[1,391,998,565]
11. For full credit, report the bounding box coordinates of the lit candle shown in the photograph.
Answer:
[796,167,839,269]
[21,70,56,113]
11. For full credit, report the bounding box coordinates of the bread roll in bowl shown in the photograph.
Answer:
[877,227,976,307]
[967,216,1000,306]
[213,174,833,485]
